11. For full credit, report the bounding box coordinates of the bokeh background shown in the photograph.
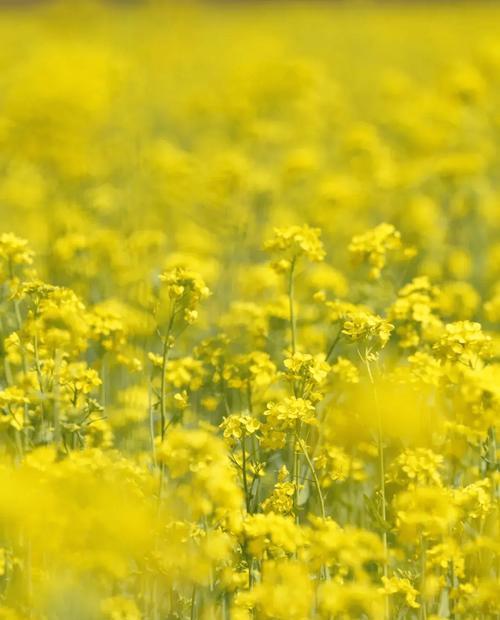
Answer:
[0,2,499,619]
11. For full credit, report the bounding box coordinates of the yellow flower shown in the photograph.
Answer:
[0,233,34,269]
[434,320,491,364]
[264,397,317,428]
[349,223,405,280]
[382,575,420,609]
[342,310,394,349]
[394,487,459,540]
[264,225,325,270]
[220,413,261,443]
[387,448,444,489]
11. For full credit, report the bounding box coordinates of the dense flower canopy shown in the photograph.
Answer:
[0,1,498,619]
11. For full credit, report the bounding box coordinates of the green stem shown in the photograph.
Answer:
[488,426,497,499]
[325,324,343,362]
[365,355,389,619]
[12,298,28,376]
[190,585,196,620]
[148,380,156,467]
[449,560,457,620]
[288,257,297,355]
[33,328,46,446]
[53,349,62,452]
[292,421,301,523]
[420,535,427,620]
[295,432,326,519]
[159,309,175,440]
[241,432,251,513]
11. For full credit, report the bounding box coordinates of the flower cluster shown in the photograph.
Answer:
[0,3,497,619]
[349,223,408,280]
[264,225,325,272]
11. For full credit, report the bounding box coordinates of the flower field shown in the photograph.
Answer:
[0,1,499,618]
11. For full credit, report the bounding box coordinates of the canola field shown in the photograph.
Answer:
[0,1,499,618]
